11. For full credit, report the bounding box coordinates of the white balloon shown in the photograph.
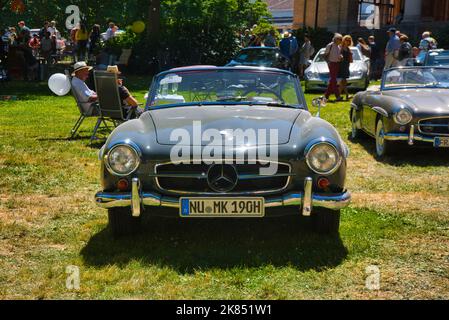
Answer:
[48,73,71,96]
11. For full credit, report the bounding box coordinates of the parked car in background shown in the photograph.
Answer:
[304,47,370,93]
[351,66,449,158]
[95,66,351,237]
[226,47,291,70]
[416,49,449,67]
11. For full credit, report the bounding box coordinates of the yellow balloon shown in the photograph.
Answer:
[132,21,145,34]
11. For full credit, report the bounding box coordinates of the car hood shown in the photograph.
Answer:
[148,105,302,146]
[309,61,366,75]
[382,89,449,113]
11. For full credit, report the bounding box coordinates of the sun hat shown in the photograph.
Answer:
[106,65,122,75]
[72,61,93,76]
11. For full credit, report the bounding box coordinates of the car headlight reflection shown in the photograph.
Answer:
[106,145,140,176]
[350,70,363,78]
[394,109,413,125]
[306,142,342,175]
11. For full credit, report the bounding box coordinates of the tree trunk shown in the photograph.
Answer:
[148,0,161,38]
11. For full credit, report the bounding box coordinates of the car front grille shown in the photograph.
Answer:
[418,117,449,136]
[152,161,293,195]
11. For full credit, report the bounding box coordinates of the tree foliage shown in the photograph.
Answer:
[1,0,271,69]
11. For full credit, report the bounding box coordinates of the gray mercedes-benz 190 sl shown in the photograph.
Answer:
[351,66,449,158]
[95,66,351,236]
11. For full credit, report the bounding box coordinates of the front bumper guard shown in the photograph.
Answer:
[95,177,351,217]
[384,125,435,145]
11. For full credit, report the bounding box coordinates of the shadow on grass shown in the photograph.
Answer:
[81,213,348,274]
[348,132,449,167]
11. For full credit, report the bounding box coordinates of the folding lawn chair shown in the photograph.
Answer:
[69,83,102,140]
[92,70,135,142]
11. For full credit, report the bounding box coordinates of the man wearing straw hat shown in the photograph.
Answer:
[71,61,99,116]
[106,65,144,118]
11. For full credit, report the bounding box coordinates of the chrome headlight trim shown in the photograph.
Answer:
[104,142,141,177]
[394,108,413,125]
[305,140,342,175]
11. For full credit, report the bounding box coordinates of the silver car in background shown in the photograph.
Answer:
[304,47,370,93]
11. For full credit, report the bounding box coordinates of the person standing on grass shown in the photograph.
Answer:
[105,22,116,41]
[368,36,382,80]
[298,33,314,78]
[264,29,277,48]
[385,27,400,70]
[338,35,354,101]
[323,33,343,102]
[75,21,89,61]
[89,24,101,58]
[397,35,413,66]
[28,34,40,57]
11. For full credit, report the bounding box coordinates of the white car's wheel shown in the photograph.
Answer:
[375,118,392,158]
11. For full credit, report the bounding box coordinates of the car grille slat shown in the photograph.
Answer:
[419,117,449,136]
[154,162,292,195]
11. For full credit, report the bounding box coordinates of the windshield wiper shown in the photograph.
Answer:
[266,102,299,109]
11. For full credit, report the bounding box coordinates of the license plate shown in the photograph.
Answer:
[434,137,449,148]
[180,198,265,218]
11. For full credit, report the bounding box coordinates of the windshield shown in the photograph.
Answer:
[383,68,449,89]
[234,49,280,65]
[150,69,302,108]
[314,48,362,62]
[426,51,449,66]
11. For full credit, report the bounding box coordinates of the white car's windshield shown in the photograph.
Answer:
[150,69,303,108]
[383,68,449,89]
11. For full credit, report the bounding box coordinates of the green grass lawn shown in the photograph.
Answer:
[0,78,448,299]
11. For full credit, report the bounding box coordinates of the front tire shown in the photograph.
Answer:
[108,207,142,238]
[311,208,340,235]
[351,108,362,140]
[375,118,392,158]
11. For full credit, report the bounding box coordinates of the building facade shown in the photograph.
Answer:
[264,0,294,30]
[293,0,449,35]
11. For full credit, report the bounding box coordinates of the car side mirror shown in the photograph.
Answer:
[312,97,326,117]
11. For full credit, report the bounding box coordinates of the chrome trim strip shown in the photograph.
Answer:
[383,132,434,143]
[302,177,313,217]
[131,178,141,217]
[418,116,449,137]
[153,160,293,195]
[95,189,351,212]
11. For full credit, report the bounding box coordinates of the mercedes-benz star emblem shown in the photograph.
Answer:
[207,164,238,193]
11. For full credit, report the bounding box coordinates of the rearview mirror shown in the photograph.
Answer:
[312,97,326,117]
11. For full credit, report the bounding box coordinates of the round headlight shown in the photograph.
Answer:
[394,109,412,125]
[306,142,342,175]
[106,145,140,176]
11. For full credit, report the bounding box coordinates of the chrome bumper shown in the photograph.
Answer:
[384,125,435,145]
[306,78,366,90]
[95,178,351,217]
